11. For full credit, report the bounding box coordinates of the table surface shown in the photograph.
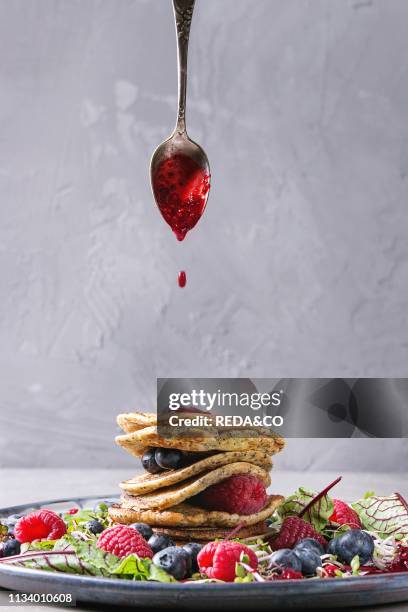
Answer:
[0,469,406,611]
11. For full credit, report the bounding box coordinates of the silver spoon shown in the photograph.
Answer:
[150,0,211,241]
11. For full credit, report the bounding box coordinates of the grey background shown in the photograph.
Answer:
[0,0,407,471]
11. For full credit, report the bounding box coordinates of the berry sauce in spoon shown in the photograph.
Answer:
[151,152,210,243]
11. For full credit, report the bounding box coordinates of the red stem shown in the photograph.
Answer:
[298,476,342,518]
[395,492,408,514]
[224,521,245,541]
[0,550,75,563]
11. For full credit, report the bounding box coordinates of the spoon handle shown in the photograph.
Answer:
[172,0,195,134]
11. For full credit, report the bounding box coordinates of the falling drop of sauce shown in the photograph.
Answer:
[178,270,187,288]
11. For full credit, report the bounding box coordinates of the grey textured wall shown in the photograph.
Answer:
[0,0,407,469]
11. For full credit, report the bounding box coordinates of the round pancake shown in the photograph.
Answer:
[109,495,283,527]
[120,451,273,495]
[120,462,271,511]
[117,412,276,437]
[116,412,270,432]
[117,412,156,433]
[152,521,270,541]
[116,426,285,458]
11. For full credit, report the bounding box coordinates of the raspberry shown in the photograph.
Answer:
[15,510,67,543]
[97,525,153,559]
[329,500,361,529]
[198,540,258,582]
[194,475,267,515]
[269,517,327,551]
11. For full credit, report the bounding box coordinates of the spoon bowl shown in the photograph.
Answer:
[151,131,209,179]
[150,0,210,241]
[150,131,210,241]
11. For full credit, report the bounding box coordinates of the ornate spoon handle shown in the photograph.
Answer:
[172,0,195,134]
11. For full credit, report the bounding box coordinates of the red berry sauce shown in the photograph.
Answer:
[389,545,408,572]
[271,568,303,580]
[178,270,187,288]
[152,153,210,241]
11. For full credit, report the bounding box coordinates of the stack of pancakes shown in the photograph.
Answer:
[109,411,285,541]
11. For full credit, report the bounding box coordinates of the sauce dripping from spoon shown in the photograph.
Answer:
[150,0,210,286]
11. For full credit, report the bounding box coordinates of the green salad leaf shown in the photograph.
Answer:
[62,507,109,533]
[72,539,174,581]
[21,540,56,553]
[352,493,408,540]
[1,550,95,575]
[278,487,334,533]
[1,536,174,582]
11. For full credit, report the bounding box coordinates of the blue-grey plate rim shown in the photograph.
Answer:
[0,495,407,609]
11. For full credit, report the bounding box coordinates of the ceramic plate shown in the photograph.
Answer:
[0,496,407,610]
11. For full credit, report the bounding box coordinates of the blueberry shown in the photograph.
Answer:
[2,515,21,538]
[182,542,202,572]
[86,519,104,535]
[4,514,21,527]
[331,529,374,565]
[270,549,302,572]
[2,539,21,557]
[155,448,183,470]
[142,449,162,474]
[153,546,191,580]
[327,538,339,556]
[294,538,325,556]
[131,523,153,541]
[293,548,322,576]
[148,533,175,554]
